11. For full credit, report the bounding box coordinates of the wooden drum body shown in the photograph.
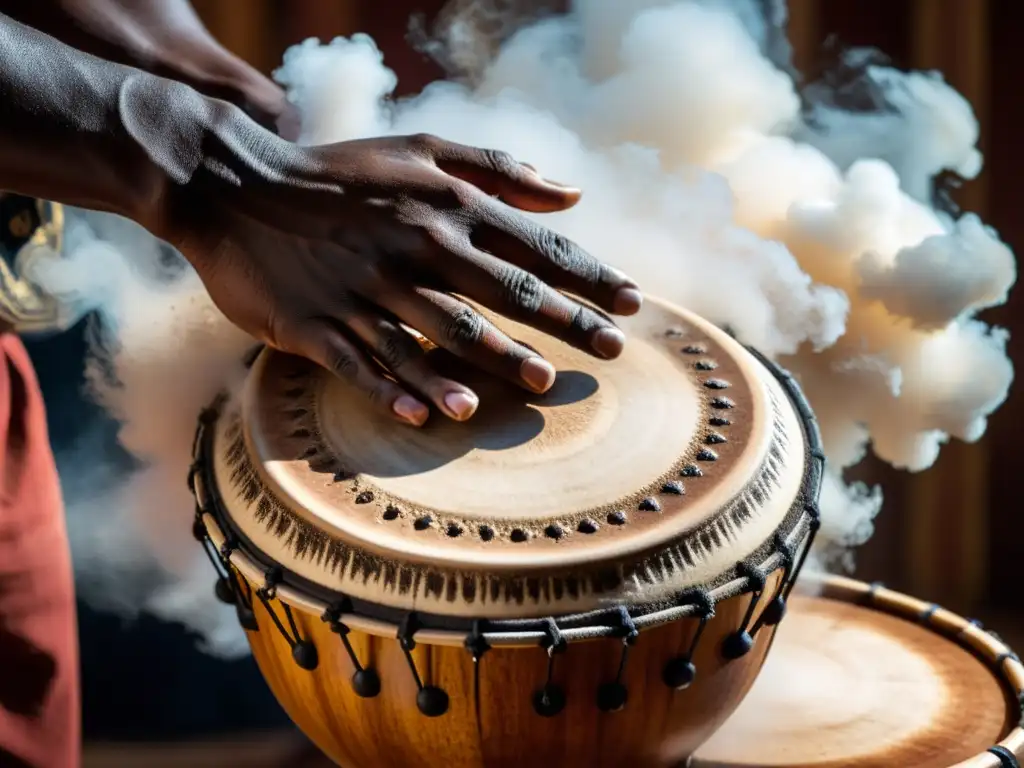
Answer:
[189,297,824,768]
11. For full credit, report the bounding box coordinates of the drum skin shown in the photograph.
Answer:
[239,568,784,768]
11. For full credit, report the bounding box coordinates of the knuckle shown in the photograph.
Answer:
[482,148,519,178]
[533,228,590,275]
[441,307,484,352]
[502,268,545,314]
[377,326,412,371]
[323,340,359,381]
[367,382,391,407]
[409,132,442,154]
[568,303,601,336]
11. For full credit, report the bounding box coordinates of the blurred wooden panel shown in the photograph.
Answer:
[904,0,992,612]
[985,0,1024,611]
[193,0,275,72]
[282,0,360,48]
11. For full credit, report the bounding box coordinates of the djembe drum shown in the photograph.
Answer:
[189,296,824,768]
[692,576,1024,768]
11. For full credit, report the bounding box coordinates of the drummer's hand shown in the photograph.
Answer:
[168,133,643,427]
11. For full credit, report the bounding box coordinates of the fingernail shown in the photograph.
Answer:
[393,395,429,426]
[443,391,479,421]
[592,327,626,359]
[613,287,643,315]
[544,179,582,194]
[520,357,556,393]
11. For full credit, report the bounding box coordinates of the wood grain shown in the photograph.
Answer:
[239,568,784,768]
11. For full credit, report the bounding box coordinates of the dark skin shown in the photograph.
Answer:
[0,6,643,427]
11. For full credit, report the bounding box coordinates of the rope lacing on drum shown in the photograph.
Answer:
[918,604,940,623]
[721,563,766,660]
[533,618,567,717]
[465,620,490,728]
[781,504,820,605]
[253,568,318,671]
[596,607,639,712]
[987,745,1020,768]
[322,598,380,698]
[397,613,449,717]
[754,533,795,630]
[662,589,714,690]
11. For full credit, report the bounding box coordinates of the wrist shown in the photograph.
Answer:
[115,72,290,236]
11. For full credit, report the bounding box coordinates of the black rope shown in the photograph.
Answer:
[996,651,1021,667]
[465,619,491,662]
[722,563,766,660]
[754,534,794,630]
[533,619,567,717]
[398,613,423,690]
[322,601,379,697]
[283,604,301,640]
[987,745,1020,768]
[781,508,819,602]
[919,604,939,623]
[466,620,489,728]
[256,590,296,648]
[662,590,714,690]
[540,617,567,690]
[597,607,639,712]
[397,613,449,716]
[258,567,283,600]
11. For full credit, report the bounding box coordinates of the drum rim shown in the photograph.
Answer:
[747,573,1024,768]
[189,343,825,649]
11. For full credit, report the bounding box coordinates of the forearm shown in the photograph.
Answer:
[0,12,273,232]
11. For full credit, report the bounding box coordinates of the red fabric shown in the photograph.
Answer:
[0,333,79,768]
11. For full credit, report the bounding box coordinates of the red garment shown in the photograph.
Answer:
[0,333,79,768]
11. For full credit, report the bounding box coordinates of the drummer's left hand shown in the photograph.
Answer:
[0,0,296,137]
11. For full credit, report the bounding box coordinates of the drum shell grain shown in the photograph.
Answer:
[239,567,785,768]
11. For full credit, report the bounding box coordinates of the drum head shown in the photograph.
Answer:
[208,296,813,616]
[693,591,1018,768]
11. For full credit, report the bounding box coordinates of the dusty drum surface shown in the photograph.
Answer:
[190,296,825,767]
[693,576,1024,768]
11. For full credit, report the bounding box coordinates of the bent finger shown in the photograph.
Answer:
[340,304,480,422]
[276,318,430,427]
[379,288,558,395]
[440,249,627,360]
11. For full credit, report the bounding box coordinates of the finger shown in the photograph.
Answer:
[439,248,627,360]
[379,288,558,395]
[276,318,430,427]
[471,212,643,317]
[417,136,581,214]
[341,304,480,422]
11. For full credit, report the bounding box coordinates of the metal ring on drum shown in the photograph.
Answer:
[188,295,826,768]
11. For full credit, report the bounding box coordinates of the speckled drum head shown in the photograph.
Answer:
[190,295,825,768]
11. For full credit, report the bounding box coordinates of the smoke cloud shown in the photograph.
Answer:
[33,0,1014,656]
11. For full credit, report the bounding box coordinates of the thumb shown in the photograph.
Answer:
[428,139,582,213]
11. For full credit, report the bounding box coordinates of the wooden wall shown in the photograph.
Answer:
[192,0,1022,617]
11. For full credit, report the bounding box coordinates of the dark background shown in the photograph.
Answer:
[28,0,1019,749]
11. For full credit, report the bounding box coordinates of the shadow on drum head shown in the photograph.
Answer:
[284,344,602,481]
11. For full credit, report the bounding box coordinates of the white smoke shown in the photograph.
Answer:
[33,0,1014,655]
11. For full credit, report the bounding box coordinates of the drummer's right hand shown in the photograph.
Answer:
[162,127,643,427]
